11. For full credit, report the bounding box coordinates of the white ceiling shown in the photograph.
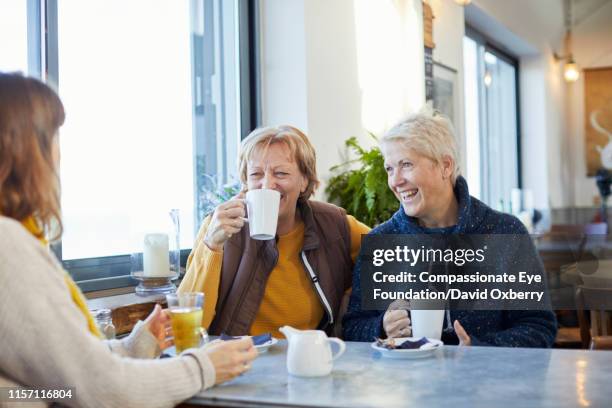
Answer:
[571,0,612,27]
[571,0,612,66]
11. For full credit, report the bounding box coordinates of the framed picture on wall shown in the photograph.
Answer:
[585,67,612,176]
[431,61,458,127]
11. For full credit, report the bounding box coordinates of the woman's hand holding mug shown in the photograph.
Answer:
[383,300,412,339]
[144,304,174,351]
[204,192,246,251]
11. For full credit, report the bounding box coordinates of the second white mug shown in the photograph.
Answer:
[411,309,445,340]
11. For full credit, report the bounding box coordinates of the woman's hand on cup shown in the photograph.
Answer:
[205,337,258,385]
[454,320,472,346]
[204,192,246,251]
[383,300,412,338]
[144,304,174,350]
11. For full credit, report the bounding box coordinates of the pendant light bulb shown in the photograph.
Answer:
[564,57,580,82]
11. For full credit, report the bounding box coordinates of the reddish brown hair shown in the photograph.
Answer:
[0,73,65,239]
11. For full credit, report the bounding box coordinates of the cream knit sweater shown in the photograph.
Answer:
[0,216,215,408]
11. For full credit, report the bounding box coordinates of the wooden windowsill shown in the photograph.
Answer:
[85,285,138,300]
[86,290,167,336]
[87,292,166,311]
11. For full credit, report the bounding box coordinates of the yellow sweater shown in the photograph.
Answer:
[179,214,370,338]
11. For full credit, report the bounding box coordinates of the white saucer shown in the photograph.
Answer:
[253,337,278,353]
[371,337,443,359]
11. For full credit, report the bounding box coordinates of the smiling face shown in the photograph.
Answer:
[382,139,455,227]
[247,142,308,229]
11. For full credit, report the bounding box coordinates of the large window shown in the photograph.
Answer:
[3,0,254,291]
[58,1,196,259]
[463,31,520,209]
[0,2,29,73]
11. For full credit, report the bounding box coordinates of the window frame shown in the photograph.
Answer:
[465,26,522,204]
[21,0,261,292]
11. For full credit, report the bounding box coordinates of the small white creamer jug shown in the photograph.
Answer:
[279,325,346,377]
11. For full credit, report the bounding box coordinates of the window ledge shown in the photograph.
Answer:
[86,292,166,310]
[86,291,167,335]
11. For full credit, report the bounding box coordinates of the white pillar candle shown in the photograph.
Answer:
[143,233,171,277]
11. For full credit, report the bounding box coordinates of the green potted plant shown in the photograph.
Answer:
[325,134,398,226]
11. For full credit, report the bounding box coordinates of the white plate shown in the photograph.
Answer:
[371,337,443,359]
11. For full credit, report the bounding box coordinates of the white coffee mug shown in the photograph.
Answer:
[245,189,280,240]
[411,309,445,340]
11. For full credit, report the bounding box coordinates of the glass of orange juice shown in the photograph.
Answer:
[166,292,205,353]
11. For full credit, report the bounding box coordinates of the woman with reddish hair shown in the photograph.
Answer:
[0,72,257,407]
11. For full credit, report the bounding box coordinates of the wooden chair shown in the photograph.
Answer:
[550,222,608,235]
[549,223,608,348]
[550,224,583,235]
[549,223,607,259]
[590,335,612,350]
[576,286,612,348]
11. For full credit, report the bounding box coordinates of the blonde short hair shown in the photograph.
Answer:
[381,107,460,184]
[238,125,320,199]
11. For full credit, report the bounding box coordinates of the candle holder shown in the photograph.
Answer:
[131,209,181,296]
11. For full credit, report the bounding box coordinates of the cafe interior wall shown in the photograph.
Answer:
[427,0,467,185]
[566,0,612,207]
[465,0,612,211]
[408,0,566,210]
[259,0,583,212]
[259,0,425,200]
[462,0,568,210]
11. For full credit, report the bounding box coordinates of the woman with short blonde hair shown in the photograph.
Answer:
[180,125,370,338]
[343,107,557,348]
[381,109,460,185]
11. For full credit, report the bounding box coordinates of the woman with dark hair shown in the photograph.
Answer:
[0,72,257,407]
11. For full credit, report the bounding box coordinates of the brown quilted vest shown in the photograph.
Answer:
[208,199,353,335]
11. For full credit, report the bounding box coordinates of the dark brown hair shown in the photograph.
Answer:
[0,73,65,239]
